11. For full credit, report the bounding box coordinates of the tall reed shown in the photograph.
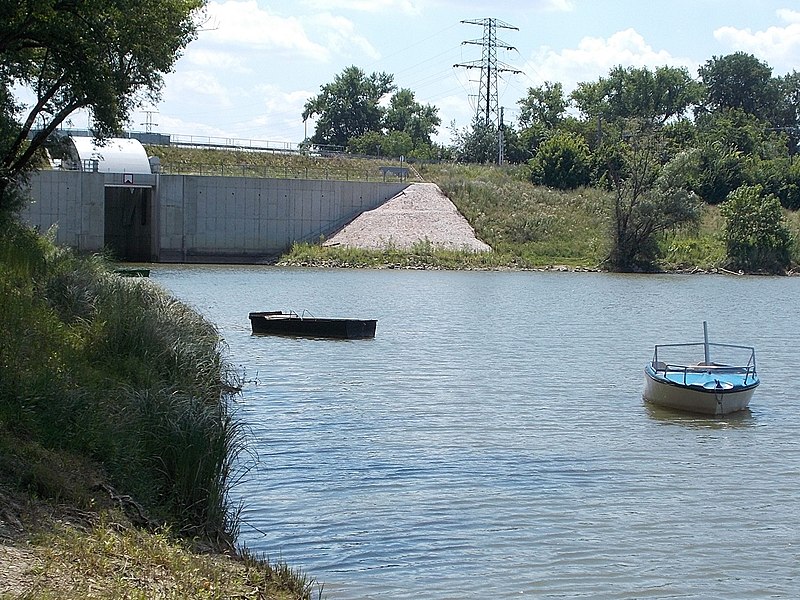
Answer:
[0,221,244,546]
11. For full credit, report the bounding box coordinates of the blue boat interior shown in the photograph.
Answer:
[647,362,758,390]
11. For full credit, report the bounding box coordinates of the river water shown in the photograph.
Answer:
[152,266,800,599]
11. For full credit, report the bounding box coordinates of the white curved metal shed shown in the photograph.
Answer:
[68,137,152,174]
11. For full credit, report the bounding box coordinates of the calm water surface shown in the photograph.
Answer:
[152,266,800,599]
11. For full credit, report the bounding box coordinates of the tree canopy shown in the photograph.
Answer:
[698,52,779,121]
[383,88,441,151]
[517,81,567,130]
[605,125,701,271]
[0,0,204,214]
[302,66,396,149]
[571,65,703,126]
[303,69,441,157]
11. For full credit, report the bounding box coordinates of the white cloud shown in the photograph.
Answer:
[163,70,234,108]
[155,114,233,139]
[713,10,800,73]
[310,13,381,60]
[302,0,422,15]
[541,0,575,12]
[183,48,250,73]
[426,0,572,11]
[524,28,695,93]
[201,0,330,61]
[776,8,800,24]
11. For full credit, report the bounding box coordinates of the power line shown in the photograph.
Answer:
[453,18,522,127]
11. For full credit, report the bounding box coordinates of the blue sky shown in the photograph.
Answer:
[95,1,800,145]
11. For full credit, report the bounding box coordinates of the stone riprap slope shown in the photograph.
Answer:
[323,183,491,252]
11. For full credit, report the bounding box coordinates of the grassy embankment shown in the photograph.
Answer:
[285,160,800,271]
[286,161,800,271]
[149,146,800,271]
[0,221,320,598]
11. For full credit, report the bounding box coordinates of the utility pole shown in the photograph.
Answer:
[454,18,521,129]
[498,106,505,165]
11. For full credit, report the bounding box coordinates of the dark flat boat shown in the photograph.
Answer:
[113,267,150,277]
[249,311,376,339]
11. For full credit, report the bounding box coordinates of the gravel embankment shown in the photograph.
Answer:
[323,182,491,252]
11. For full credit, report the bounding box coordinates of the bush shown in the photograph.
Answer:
[529,132,591,190]
[755,156,800,210]
[693,143,750,204]
[720,184,794,273]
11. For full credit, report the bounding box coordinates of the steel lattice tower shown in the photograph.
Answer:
[454,18,521,127]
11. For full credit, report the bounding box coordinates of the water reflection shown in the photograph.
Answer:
[644,401,756,428]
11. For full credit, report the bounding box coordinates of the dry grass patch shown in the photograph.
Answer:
[1,516,321,600]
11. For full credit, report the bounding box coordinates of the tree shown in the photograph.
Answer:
[691,143,749,204]
[383,88,440,151]
[572,65,702,126]
[773,71,800,153]
[518,81,567,130]
[0,0,204,215]
[698,52,779,121]
[720,185,793,273]
[695,107,783,158]
[516,81,567,156]
[529,132,591,190]
[451,118,500,164]
[302,66,395,149]
[605,125,701,271]
[755,156,800,209]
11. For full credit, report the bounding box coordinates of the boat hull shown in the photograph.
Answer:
[249,312,376,339]
[643,369,757,416]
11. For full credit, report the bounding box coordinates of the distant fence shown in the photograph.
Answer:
[34,128,346,155]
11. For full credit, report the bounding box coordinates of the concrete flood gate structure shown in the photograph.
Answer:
[22,170,408,263]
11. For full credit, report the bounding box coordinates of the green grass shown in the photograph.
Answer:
[429,166,610,267]
[147,145,406,182]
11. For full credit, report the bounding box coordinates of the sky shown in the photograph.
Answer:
[69,0,800,147]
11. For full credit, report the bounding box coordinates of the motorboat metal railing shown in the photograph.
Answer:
[650,341,758,387]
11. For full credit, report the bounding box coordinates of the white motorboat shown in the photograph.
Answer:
[643,322,759,415]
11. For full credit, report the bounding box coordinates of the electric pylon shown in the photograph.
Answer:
[454,18,521,128]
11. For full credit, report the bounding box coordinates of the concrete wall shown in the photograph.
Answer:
[24,170,106,250]
[156,175,406,262]
[22,171,407,262]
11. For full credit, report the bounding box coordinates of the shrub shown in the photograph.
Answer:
[755,156,800,210]
[693,143,750,204]
[720,184,794,273]
[529,132,591,190]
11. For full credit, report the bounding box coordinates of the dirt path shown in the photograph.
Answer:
[323,183,491,252]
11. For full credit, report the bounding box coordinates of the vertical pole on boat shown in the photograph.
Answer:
[703,321,710,364]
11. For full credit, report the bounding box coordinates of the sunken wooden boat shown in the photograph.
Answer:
[643,322,759,416]
[249,311,376,339]
[113,267,150,277]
